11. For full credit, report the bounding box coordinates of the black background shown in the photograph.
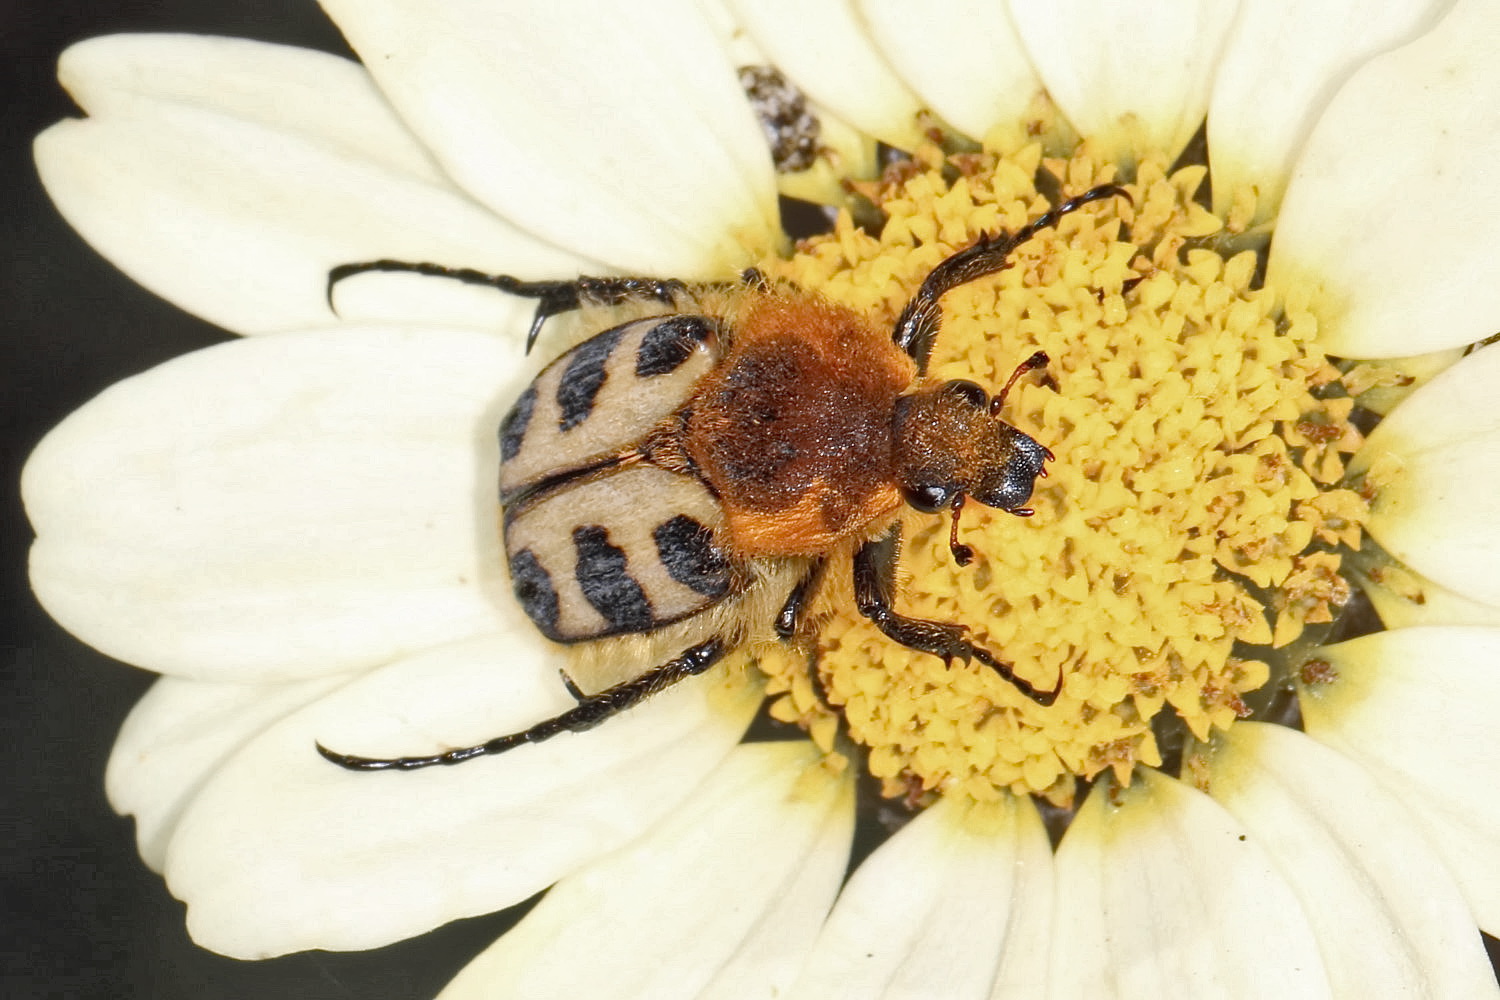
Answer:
[5,3,522,997]
[7,3,1500,999]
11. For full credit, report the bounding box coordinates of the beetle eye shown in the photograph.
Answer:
[902,483,953,513]
[940,380,989,409]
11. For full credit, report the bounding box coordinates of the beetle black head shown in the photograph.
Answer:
[891,356,1054,565]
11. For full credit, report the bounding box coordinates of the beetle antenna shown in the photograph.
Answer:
[948,494,976,566]
[992,350,1049,413]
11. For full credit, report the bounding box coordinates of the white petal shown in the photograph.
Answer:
[24,326,526,682]
[36,108,590,336]
[1300,625,1500,934]
[1355,563,1500,631]
[1351,344,1500,607]
[1348,344,1465,416]
[106,673,347,871]
[693,0,879,201]
[1267,0,1500,358]
[786,794,1053,1000]
[58,34,444,183]
[724,0,926,148]
[439,741,851,1000]
[860,0,1044,142]
[696,774,852,1000]
[1008,1,1237,167]
[321,0,778,278]
[1050,769,1329,998]
[164,634,763,958]
[1206,2,1445,223]
[1208,722,1498,997]
[774,107,880,205]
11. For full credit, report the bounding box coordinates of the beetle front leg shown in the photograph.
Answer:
[890,183,1130,373]
[852,526,1061,706]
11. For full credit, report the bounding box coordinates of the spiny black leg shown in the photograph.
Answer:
[852,526,1060,706]
[316,636,729,771]
[775,558,828,640]
[892,182,1132,372]
[325,260,687,353]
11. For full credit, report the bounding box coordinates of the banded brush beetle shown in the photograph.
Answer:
[317,183,1130,771]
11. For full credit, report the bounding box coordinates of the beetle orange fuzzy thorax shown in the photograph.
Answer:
[683,291,915,558]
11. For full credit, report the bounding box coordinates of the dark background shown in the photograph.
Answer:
[7,4,1500,999]
[4,3,523,997]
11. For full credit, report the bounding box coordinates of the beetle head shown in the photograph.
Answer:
[892,357,1053,564]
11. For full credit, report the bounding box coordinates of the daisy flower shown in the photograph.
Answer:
[24,0,1500,995]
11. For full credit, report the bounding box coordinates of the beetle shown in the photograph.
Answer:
[316,183,1129,771]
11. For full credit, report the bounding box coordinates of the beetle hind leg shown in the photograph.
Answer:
[853,527,1061,706]
[317,636,730,771]
[324,261,688,352]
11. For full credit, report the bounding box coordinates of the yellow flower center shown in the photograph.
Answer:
[753,139,1369,806]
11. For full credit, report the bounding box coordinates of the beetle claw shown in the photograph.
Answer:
[558,669,587,703]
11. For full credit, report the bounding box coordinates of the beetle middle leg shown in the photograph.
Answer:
[853,526,1061,705]
[316,635,730,771]
[325,261,688,352]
